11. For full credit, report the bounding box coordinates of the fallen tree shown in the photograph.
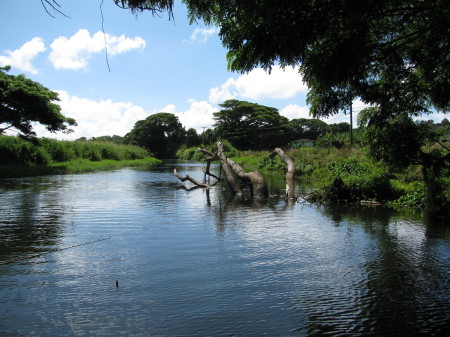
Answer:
[270,148,297,200]
[173,141,296,201]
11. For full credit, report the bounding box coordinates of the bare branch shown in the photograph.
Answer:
[41,0,71,18]
[173,168,210,188]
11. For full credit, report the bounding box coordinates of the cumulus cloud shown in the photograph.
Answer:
[0,37,46,74]
[209,65,308,104]
[167,99,216,132]
[34,90,151,139]
[184,28,219,44]
[280,104,311,120]
[49,29,146,70]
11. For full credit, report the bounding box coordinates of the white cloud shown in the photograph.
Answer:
[184,28,219,44]
[280,104,311,120]
[34,90,151,139]
[106,34,146,55]
[162,100,216,132]
[160,104,177,114]
[209,65,308,104]
[0,37,46,74]
[49,29,146,70]
[208,78,238,104]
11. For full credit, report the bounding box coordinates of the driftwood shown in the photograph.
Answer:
[174,142,294,201]
[270,148,296,199]
[217,141,243,197]
[173,168,210,188]
[225,157,268,199]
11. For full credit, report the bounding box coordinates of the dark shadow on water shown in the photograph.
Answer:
[0,177,66,265]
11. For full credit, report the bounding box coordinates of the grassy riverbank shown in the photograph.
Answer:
[178,144,444,210]
[0,136,161,178]
[236,147,432,209]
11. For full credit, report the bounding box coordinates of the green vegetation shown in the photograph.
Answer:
[179,142,447,212]
[0,136,159,178]
[0,66,76,138]
[214,100,289,150]
[125,112,186,158]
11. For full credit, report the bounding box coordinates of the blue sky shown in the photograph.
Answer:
[1,0,446,139]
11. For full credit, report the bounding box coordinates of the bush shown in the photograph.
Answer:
[257,155,285,171]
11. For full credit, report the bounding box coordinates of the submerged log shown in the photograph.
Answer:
[173,142,294,203]
[217,141,243,197]
[225,157,268,200]
[270,148,296,199]
[173,168,210,188]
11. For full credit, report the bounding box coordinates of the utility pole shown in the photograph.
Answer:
[201,126,207,145]
[350,101,353,148]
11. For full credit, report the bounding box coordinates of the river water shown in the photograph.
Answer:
[0,161,449,336]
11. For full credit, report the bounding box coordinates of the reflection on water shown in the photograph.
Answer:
[0,162,449,336]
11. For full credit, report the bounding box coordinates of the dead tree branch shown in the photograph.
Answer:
[270,148,296,199]
[217,141,244,198]
[173,168,210,188]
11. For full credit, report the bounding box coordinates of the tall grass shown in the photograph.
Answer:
[0,136,150,165]
[0,136,159,178]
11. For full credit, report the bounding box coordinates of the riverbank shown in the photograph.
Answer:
[0,136,161,178]
[231,148,440,211]
[0,157,162,178]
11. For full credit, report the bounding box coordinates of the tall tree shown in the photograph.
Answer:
[117,1,448,116]
[0,66,76,138]
[213,100,288,150]
[186,128,201,147]
[125,112,185,158]
[289,118,329,141]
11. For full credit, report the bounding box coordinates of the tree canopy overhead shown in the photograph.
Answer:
[118,0,448,119]
[0,66,76,138]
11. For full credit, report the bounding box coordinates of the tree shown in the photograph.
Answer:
[186,128,201,147]
[288,118,329,141]
[0,66,76,138]
[90,135,125,144]
[213,100,288,150]
[117,1,448,113]
[113,1,449,210]
[359,107,450,215]
[125,112,185,158]
[199,128,216,145]
[174,141,297,201]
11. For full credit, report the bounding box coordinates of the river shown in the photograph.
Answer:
[0,161,449,336]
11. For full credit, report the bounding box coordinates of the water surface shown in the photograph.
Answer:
[1,162,449,336]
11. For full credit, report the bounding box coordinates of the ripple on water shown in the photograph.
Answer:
[1,167,449,336]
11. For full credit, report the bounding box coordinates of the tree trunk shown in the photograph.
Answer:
[270,148,296,199]
[174,142,295,203]
[421,152,448,217]
[225,157,268,200]
[216,141,243,198]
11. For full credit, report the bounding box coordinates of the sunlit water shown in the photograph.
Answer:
[1,161,449,336]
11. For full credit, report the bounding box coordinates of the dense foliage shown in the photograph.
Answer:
[117,1,449,114]
[288,118,329,141]
[0,66,76,138]
[125,112,185,158]
[214,100,288,150]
